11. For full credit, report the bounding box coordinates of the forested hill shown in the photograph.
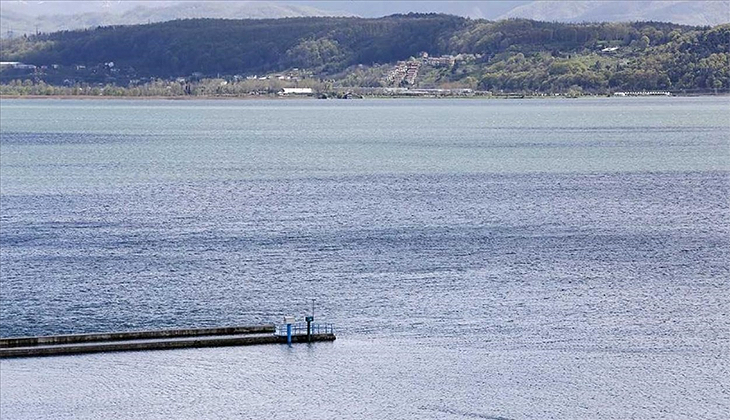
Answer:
[2,14,729,93]
[3,15,465,76]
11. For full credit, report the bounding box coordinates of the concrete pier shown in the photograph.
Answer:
[0,325,275,348]
[0,325,335,358]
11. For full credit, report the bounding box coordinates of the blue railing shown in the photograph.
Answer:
[275,323,334,337]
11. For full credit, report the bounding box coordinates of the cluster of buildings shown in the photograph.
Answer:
[385,52,482,86]
[243,68,310,82]
[421,53,455,67]
[0,61,37,70]
[382,87,475,97]
[386,60,421,85]
[1,61,124,76]
[421,52,480,67]
[613,91,671,96]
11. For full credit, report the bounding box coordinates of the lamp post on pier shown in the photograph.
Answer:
[305,298,315,343]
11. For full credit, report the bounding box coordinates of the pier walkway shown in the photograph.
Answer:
[0,324,335,358]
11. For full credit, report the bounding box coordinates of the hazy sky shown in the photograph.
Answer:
[2,1,532,18]
[3,1,728,27]
[290,1,533,18]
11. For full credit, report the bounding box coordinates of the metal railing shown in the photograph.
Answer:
[275,323,334,337]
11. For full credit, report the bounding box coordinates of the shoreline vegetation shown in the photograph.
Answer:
[0,76,725,98]
[1,15,728,96]
[1,92,727,101]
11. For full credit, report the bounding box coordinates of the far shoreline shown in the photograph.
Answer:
[0,94,287,101]
[1,93,727,101]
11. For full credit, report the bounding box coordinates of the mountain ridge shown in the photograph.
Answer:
[500,1,730,26]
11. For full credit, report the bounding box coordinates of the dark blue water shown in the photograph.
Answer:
[1,98,728,419]
[2,171,728,343]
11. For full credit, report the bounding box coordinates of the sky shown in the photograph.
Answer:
[1,1,537,18]
[2,1,728,27]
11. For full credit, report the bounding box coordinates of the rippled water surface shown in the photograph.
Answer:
[1,97,729,419]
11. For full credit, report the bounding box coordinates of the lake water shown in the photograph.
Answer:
[1,97,728,419]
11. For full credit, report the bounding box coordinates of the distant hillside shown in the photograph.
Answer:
[1,15,466,76]
[0,1,351,37]
[500,1,730,26]
[1,15,728,94]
